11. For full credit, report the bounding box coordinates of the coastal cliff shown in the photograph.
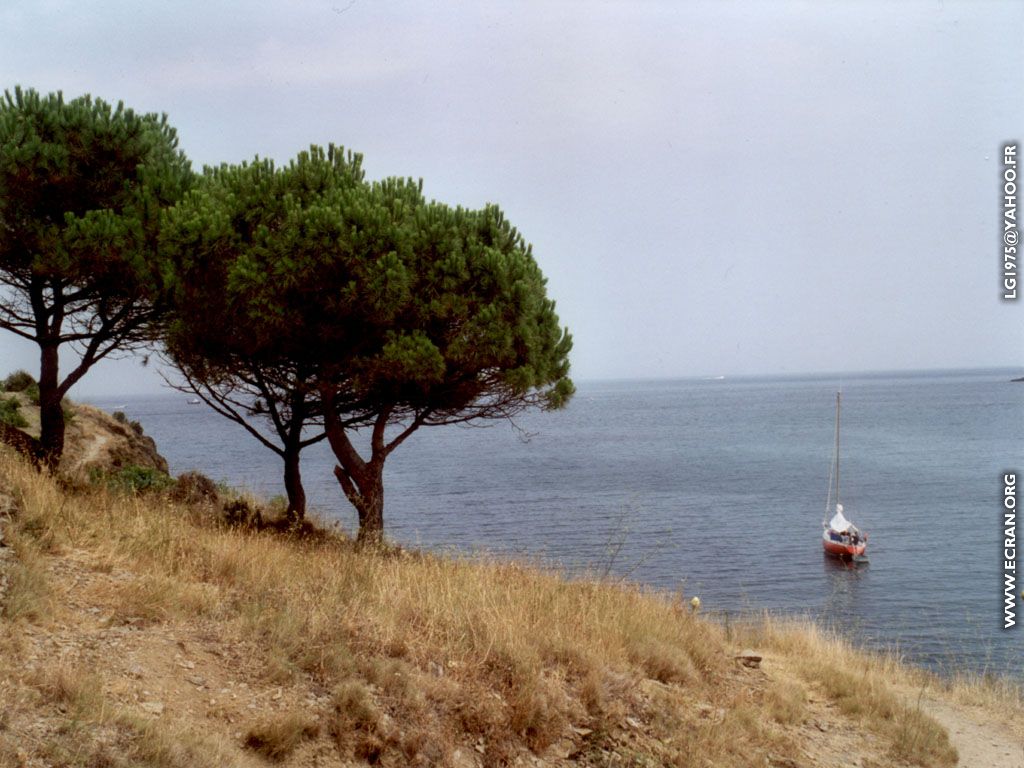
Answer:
[0,391,167,477]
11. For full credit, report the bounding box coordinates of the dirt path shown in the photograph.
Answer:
[64,430,111,474]
[910,690,1024,768]
[78,431,110,466]
[764,651,1024,768]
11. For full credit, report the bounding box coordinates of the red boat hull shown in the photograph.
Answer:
[822,538,866,559]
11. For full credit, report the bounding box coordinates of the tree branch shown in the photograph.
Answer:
[322,385,368,477]
[385,408,431,457]
[162,369,286,457]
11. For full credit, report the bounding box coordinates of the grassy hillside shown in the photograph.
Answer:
[0,450,1019,766]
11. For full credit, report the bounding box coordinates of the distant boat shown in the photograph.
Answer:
[821,392,867,561]
[187,398,201,405]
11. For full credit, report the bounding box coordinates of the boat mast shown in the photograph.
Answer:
[834,391,841,508]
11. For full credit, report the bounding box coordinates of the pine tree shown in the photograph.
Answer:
[162,148,367,520]
[164,145,573,540]
[0,87,191,465]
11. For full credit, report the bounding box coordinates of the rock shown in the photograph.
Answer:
[624,716,642,730]
[126,664,145,679]
[815,720,828,732]
[0,422,43,469]
[735,649,762,668]
[766,755,799,768]
[140,701,165,716]
[0,491,16,518]
[451,748,478,768]
[546,739,575,759]
[696,704,726,723]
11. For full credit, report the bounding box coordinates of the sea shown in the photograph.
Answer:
[84,368,1024,681]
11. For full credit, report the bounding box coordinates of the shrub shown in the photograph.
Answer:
[169,471,220,505]
[222,497,263,528]
[112,411,128,424]
[89,465,175,494]
[1,370,36,392]
[0,397,27,429]
[24,382,39,405]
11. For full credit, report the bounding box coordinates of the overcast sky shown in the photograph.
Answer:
[1,0,1020,396]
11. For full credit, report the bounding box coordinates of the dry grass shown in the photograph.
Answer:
[943,667,1024,714]
[0,450,1002,766]
[764,679,807,725]
[108,712,247,768]
[4,659,243,768]
[736,615,959,766]
[1,530,53,622]
[244,711,320,761]
[26,661,104,716]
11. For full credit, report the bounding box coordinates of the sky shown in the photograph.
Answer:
[0,0,1021,396]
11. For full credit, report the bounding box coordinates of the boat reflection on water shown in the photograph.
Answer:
[823,550,869,573]
[822,551,870,625]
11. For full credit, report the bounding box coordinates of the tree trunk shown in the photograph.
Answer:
[321,391,388,544]
[333,463,385,544]
[282,443,307,522]
[38,342,65,469]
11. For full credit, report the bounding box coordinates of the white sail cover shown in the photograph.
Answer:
[828,504,852,532]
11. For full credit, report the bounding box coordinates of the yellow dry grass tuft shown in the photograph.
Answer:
[2,530,53,622]
[244,711,320,762]
[764,679,807,725]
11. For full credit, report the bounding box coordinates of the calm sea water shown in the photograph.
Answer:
[86,368,1024,679]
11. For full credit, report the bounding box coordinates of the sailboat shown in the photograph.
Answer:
[821,392,867,560]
